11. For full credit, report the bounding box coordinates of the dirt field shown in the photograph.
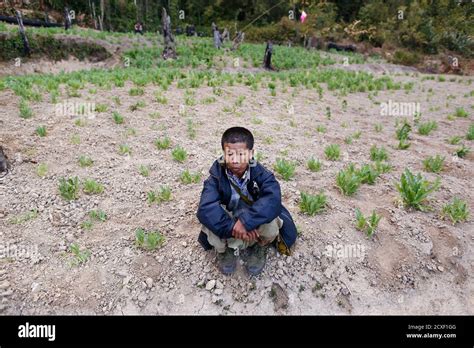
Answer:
[0,53,473,315]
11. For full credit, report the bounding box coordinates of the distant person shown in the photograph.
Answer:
[186,24,196,36]
[134,22,143,35]
[196,127,297,276]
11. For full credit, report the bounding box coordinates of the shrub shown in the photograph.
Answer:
[69,243,91,266]
[139,165,150,177]
[172,146,188,162]
[423,155,445,173]
[336,165,361,196]
[396,121,411,140]
[370,145,388,161]
[355,209,381,237]
[36,163,48,177]
[180,170,201,184]
[325,144,341,161]
[112,111,124,124]
[307,157,322,172]
[441,198,469,224]
[78,155,93,167]
[357,164,379,185]
[148,186,172,204]
[19,99,33,118]
[467,124,474,141]
[119,144,131,155]
[418,120,438,135]
[391,50,421,66]
[155,137,171,150]
[135,228,165,250]
[83,179,104,195]
[396,169,440,211]
[299,192,327,216]
[36,126,47,137]
[59,177,79,200]
[274,158,297,181]
[455,145,470,158]
[455,107,468,118]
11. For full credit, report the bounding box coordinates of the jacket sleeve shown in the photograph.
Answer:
[196,175,235,239]
[238,170,282,231]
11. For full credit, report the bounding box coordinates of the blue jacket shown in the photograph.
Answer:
[196,159,297,250]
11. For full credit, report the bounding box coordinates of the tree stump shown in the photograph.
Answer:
[221,28,230,42]
[263,41,274,70]
[15,10,30,56]
[231,31,244,51]
[212,22,222,49]
[64,7,72,30]
[161,8,177,60]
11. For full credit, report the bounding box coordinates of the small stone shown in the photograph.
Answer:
[216,280,224,289]
[206,280,216,291]
[0,281,10,290]
[117,270,128,277]
[0,290,13,297]
[211,295,219,304]
[437,265,444,272]
[122,276,132,286]
[138,293,147,302]
[31,282,40,293]
[182,242,188,248]
[214,289,223,295]
[145,277,153,289]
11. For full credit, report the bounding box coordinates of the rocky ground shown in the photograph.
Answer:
[0,54,473,315]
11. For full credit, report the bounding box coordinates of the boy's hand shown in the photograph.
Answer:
[232,219,259,241]
[247,229,260,241]
[232,219,248,240]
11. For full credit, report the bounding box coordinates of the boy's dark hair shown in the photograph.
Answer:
[221,127,254,150]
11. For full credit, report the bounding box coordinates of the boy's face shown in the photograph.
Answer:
[223,142,253,178]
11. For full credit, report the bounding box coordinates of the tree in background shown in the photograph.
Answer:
[2,0,472,57]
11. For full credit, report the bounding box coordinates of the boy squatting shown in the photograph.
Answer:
[196,127,297,276]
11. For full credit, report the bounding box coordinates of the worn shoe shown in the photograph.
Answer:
[245,244,267,276]
[217,248,237,275]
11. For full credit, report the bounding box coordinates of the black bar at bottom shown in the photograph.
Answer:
[0,315,472,346]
